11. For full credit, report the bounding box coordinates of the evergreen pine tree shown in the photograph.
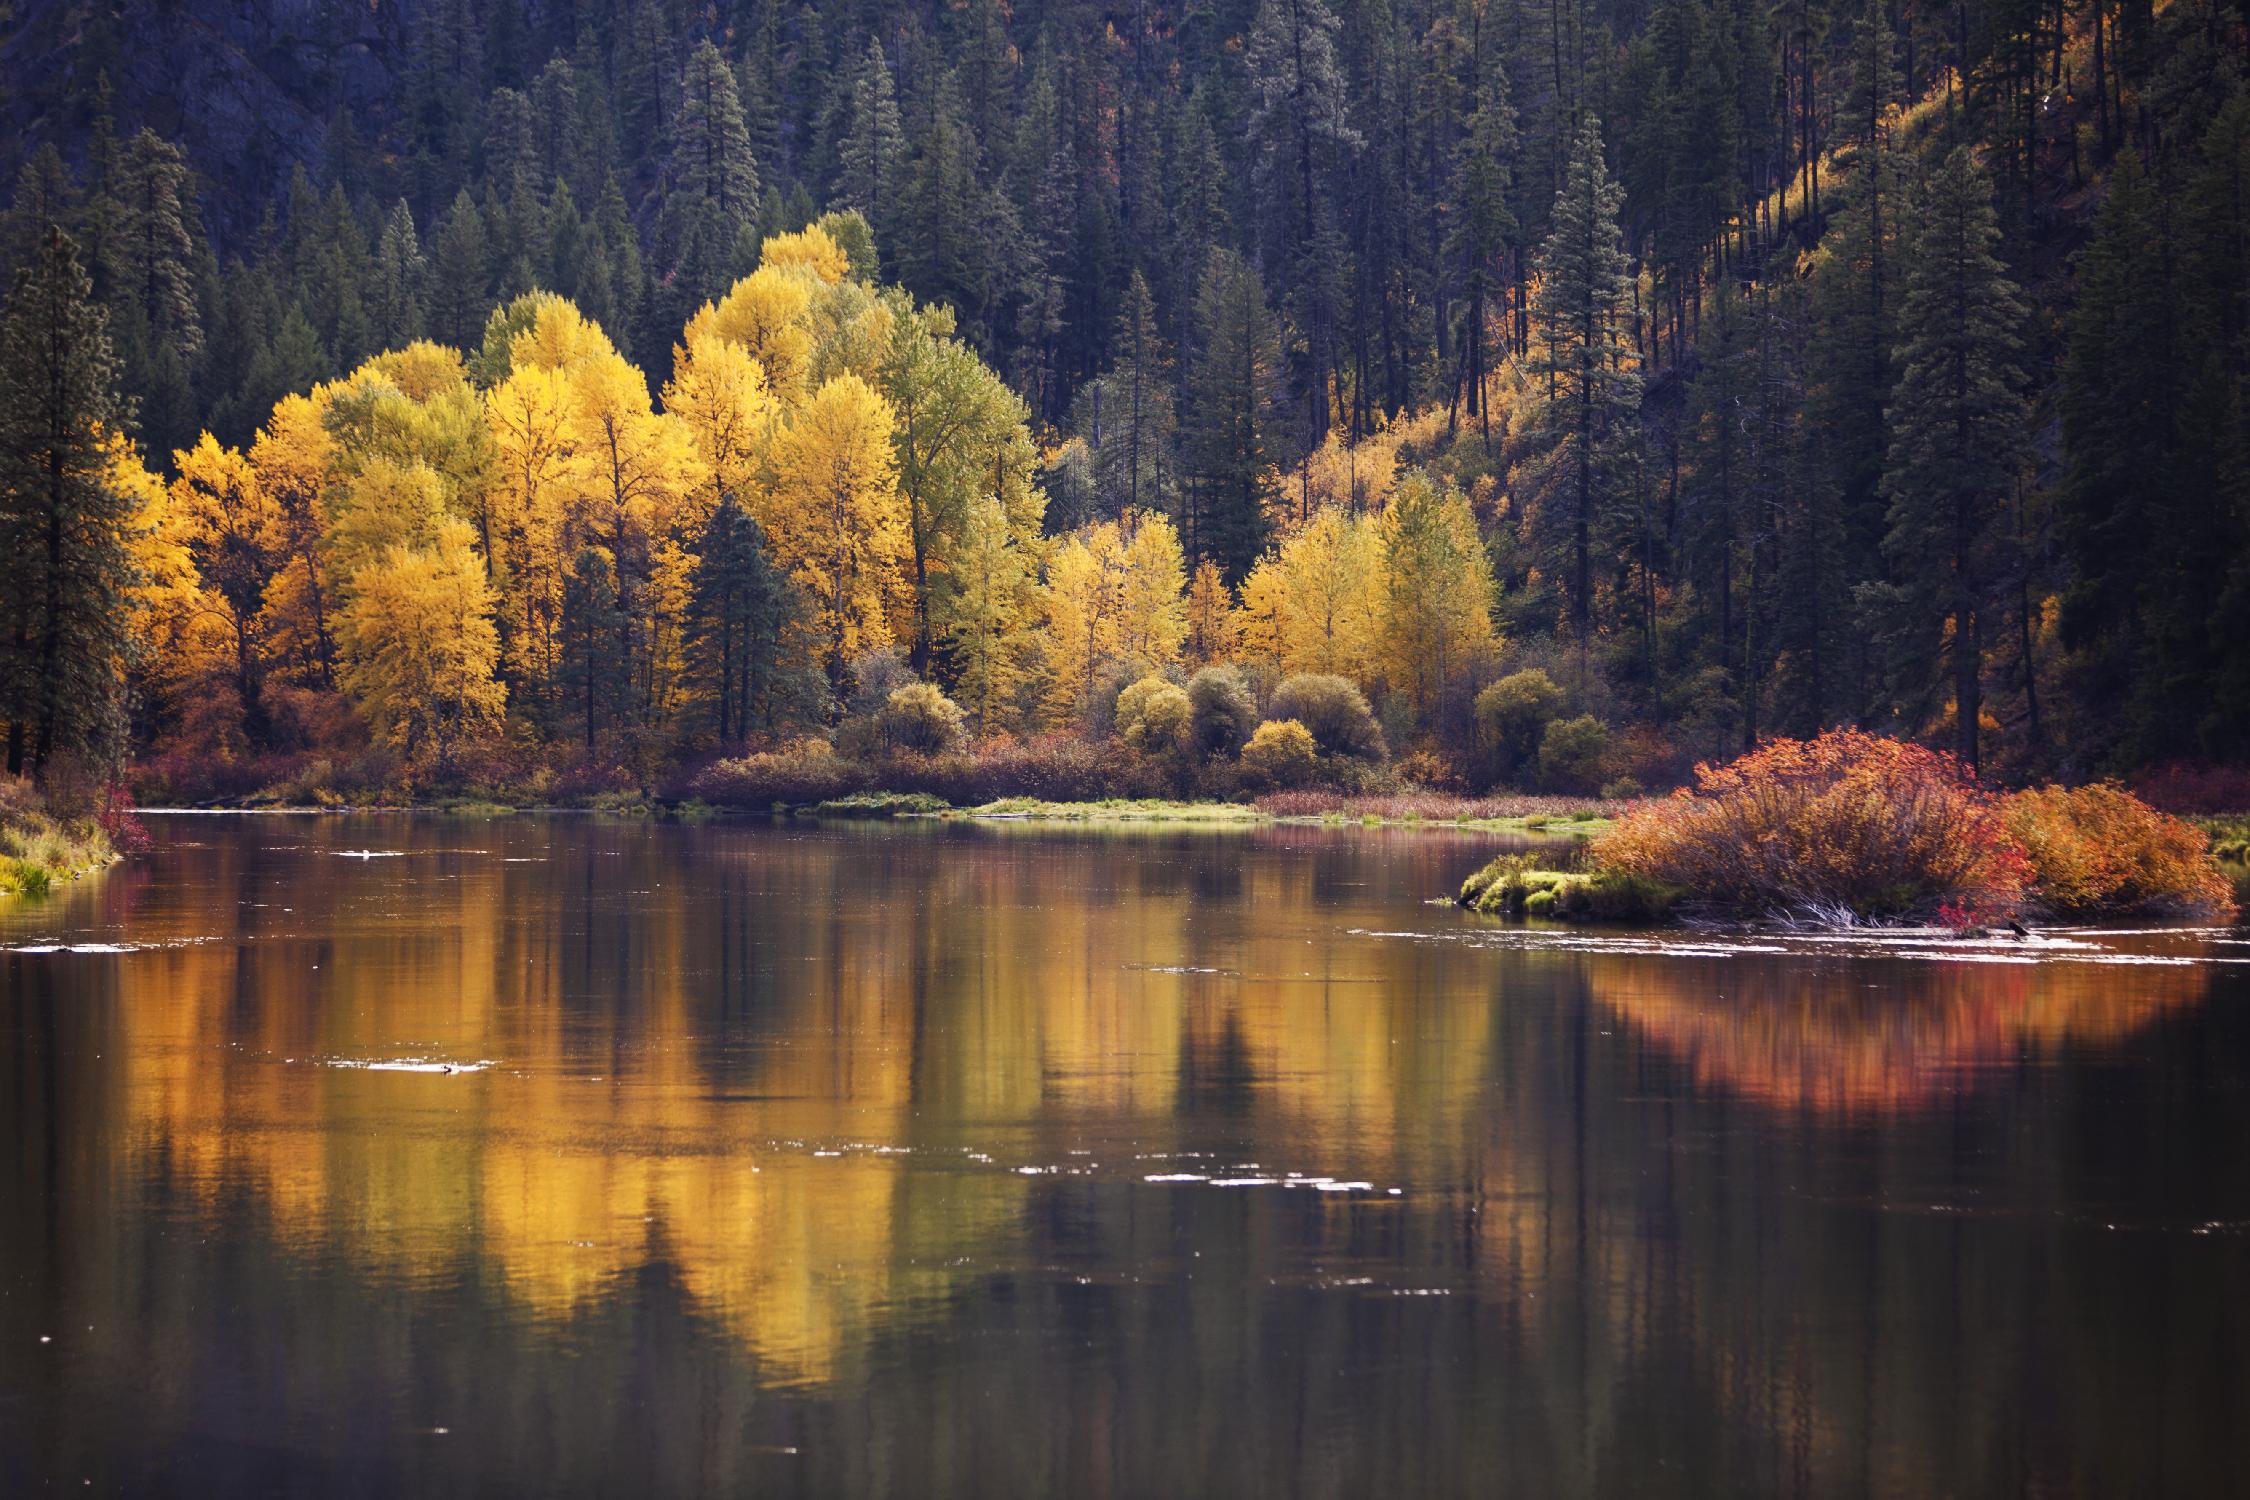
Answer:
[1877,148,2030,774]
[0,227,138,776]
[686,499,790,742]
[668,40,761,244]
[1524,114,1639,652]
[1183,249,1285,581]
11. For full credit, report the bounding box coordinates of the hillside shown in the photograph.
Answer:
[1,0,2247,795]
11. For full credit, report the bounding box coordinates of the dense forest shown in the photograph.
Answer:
[2,0,2247,799]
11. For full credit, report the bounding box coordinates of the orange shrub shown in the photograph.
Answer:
[1591,730,2029,919]
[2003,784,2237,919]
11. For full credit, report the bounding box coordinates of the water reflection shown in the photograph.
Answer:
[3,816,2247,1496]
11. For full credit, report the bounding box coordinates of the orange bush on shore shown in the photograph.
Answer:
[2003,783,2237,919]
[1591,730,2030,919]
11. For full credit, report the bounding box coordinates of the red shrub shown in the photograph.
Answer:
[1592,730,2029,919]
[96,783,153,856]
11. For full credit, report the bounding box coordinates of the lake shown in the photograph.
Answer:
[3,813,2247,1497]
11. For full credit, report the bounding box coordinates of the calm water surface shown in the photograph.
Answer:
[3,814,2248,1497]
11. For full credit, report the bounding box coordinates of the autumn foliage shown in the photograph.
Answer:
[1592,731,2030,919]
[1593,731,2238,922]
[2002,784,2237,918]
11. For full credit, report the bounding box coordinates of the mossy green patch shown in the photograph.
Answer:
[1458,853,1683,924]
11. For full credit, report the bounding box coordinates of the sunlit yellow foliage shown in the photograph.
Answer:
[1114,510,1188,671]
[323,456,450,590]
[1237,507,1381,678]
[765,372,908,685]
[1293,422,1404,519]
[663,334,778,511]
[1039,509,1186,726]
[364,340,474,402]
[248,393,343,684]
[506,293,621,375]
[687,267,819,401]
[758,223,852,284]
[565,351,703,551]
[1379,472,1496,719]
[1184,559,1240,666]
[943,491,1041,729]
[169,434,286,717]
[338,516,505,761]
[483,362,578,687]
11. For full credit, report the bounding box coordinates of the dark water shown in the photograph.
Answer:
[3,814,2248,1498]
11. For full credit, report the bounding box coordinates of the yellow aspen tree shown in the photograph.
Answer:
[322,456,449,594]
[1267,507,1382,678]
[171,433,287,735]
[685,266,818,403]
[1113,509,1188,673]
[662,334,777,515]
[758,224,852,283]
[249,391,344,686]
[644,537,698,733]
[765,372,908,695]
[1379,472,1497,727]
[506,293,621,376]
[1039,522,1124,727]
[943,491,1040,730]
[564,351,702,563]
[338,516,505,764]
[366,340,473,401]
[484,362,578,692]
[112,431,201,718]
[1234,553,1287,664]
[1184,559,1241,665]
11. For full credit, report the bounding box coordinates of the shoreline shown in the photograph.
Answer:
[131,796,1619,838]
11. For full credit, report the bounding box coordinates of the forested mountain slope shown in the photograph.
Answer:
[2,0,2247,789]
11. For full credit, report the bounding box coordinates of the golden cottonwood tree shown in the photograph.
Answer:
[249,392,342,686]
[1237,507,1381,678]
[942,490,1041,729]
[686,266,820,402]
[171,433,285,734]
[483,360,578,694]
[663,334,777,513]
[1380,473,1496,724]
[1113,511,1188,672]
[1184,560,1240,666]
[339,517,505,762]
[1039,509,1186,725]
[766,372,907,693]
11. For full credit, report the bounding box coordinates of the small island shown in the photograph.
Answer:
[1459,730,2242,929]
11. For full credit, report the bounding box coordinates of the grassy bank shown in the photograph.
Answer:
[797,792,1623,834]
[0,794,117,898]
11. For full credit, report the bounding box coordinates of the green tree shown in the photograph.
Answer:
[1089,271,1177,520]
[685,498,790,743]
[1183,249,1284,581]
[668,40,761,244]
[558,545,625,750]
[0,227,138,776]
[1523,114,1639,652]
[1876,148,2030,774]
[836,39,906,249]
